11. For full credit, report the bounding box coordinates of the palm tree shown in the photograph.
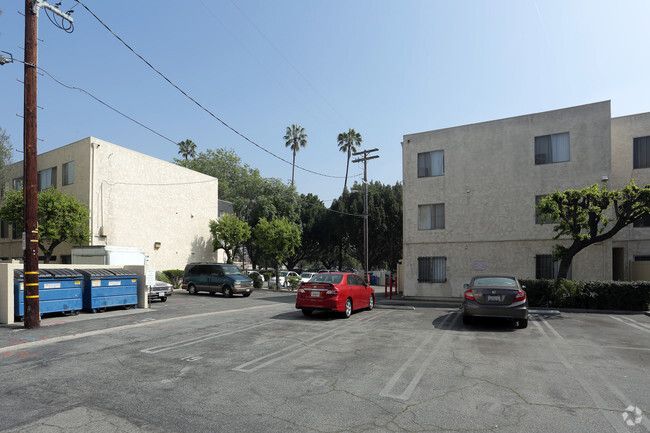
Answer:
[337,128,362,192]
[284,124,307,186]
[177,139,197,160]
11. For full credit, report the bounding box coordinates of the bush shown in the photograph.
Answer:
[250,273,263,289]
[163,269,184,290]
[519,279,650,311]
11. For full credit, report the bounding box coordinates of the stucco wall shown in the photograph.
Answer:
[402,101,613,298]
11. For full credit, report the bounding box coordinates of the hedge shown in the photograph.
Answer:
[519,279,650,311]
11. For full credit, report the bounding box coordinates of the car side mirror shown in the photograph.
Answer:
[521,285,526,290]
[463,283,469,289]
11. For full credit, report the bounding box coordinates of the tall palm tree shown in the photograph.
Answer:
[337,128,362,192]
[177,139,197,160]
[284,124,307,186]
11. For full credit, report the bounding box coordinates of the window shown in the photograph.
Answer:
[633,136,650,169]
[0,221,8,239]
[12,177,23,190]
[12,224,21,240]
[418,204,445,230]
[38,167,57,191]
[634,214,650,228]
[62,161,74,185]
[535,132,570,165]
[418,256,446,283]
[418,150,444,177]
[535,254,571,279]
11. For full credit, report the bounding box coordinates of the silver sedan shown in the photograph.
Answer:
[461,275,528,328]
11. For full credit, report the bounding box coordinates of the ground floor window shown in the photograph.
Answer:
[535,254,571,279]
[418,256,446,282]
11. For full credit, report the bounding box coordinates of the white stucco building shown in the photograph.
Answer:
[402,101,650,299]
[0,137,222,271]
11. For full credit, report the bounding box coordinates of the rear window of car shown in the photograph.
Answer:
[472,277,517,287]
[311,274,343,284]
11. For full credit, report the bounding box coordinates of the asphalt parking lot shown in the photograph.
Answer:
[0,289,648,433]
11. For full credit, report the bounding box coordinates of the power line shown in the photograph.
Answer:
[74,0,349,180]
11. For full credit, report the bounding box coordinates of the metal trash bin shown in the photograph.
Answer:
[13,268,83,320]
[78,268,138,312]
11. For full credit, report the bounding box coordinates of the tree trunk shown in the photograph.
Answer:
[343,150,350,192]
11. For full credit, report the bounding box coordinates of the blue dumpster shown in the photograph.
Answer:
[78,268,138,312]
[369,274,378,285]
[14,268,83,320]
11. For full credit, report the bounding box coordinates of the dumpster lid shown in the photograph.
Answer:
[76,268,116,277]
[14,269,52,279]
[46,268,83,278]
[108,268,138,277]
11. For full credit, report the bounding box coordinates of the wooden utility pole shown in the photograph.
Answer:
[22,0,73,329]
[352,148,379,284]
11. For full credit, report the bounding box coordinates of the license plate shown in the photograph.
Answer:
[487,295,501,302]
[310,291,320,297]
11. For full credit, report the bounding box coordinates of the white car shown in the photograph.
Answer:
[300,272,317,283]
[278,271,300,288]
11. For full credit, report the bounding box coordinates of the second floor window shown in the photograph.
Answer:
[418,203,445,230]
[62,161,74,186]
[38,167,57,191]
[418,150,444,177]
[633,136,650,169]
[535,132,570,165]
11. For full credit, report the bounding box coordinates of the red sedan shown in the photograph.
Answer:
[296,272,375,318]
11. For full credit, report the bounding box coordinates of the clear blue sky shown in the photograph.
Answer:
[2,1,650,204]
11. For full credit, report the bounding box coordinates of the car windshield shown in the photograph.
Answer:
[311,274,343,284]
[301,273,313,278]
[472,277,517,287]
[221,264,244,276]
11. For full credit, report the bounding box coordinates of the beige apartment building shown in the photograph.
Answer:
[402,101,650,299]
[0,137,222,271]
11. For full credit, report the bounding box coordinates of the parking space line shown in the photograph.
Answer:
[608,315,650,333]
[380,312,459,401]
[532,316,633,433]
[232,311,390,373]
[141,322,272,354]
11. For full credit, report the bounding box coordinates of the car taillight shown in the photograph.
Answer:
[464,290,475,301]
[325,288,338,295]
[514,290,526,303]
[298,288,305,293]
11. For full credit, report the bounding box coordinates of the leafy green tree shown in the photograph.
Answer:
[254,217,301,288]
[0,188,90,263]
[209,214,251,264]
[177,139,197,160]
[537,181,650,282]
[337,128,362,192]
[0,127,13,193]
[162,270,184,290]
[285,193,328,270]
[284,124,307,187]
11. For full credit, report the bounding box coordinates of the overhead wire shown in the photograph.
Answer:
[73,0,350,180]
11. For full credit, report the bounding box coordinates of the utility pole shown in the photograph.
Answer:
[22,0,73,329]
[352,148,379,285]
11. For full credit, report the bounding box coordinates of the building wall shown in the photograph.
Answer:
[0,137,222,272]
[402,101,613,298]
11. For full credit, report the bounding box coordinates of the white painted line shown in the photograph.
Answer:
[609,315,650,333]
[533,316,630,433]
[141,321,271,354]
[232,311,390,373]
[0,304,286,354]
[380,312,459,400]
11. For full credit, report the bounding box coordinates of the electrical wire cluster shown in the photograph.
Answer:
[44,2,76,33]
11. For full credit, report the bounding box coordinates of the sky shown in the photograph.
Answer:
[2,0,650,205]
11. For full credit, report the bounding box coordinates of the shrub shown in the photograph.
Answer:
[519,279,650,311]
[163,269,184,290]
[250,273,263,289]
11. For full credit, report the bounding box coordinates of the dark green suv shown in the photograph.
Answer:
[182,263,254,297]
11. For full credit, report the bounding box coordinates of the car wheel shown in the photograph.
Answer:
[517,319,528,329]
[242,293,251,297]
[188,284,198,295]
[368,294,375,311]
[160,297,167,302]
[343,298,352,319]
[302,309,313,316]
[223,286,233,298]
[462,315,473,325]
